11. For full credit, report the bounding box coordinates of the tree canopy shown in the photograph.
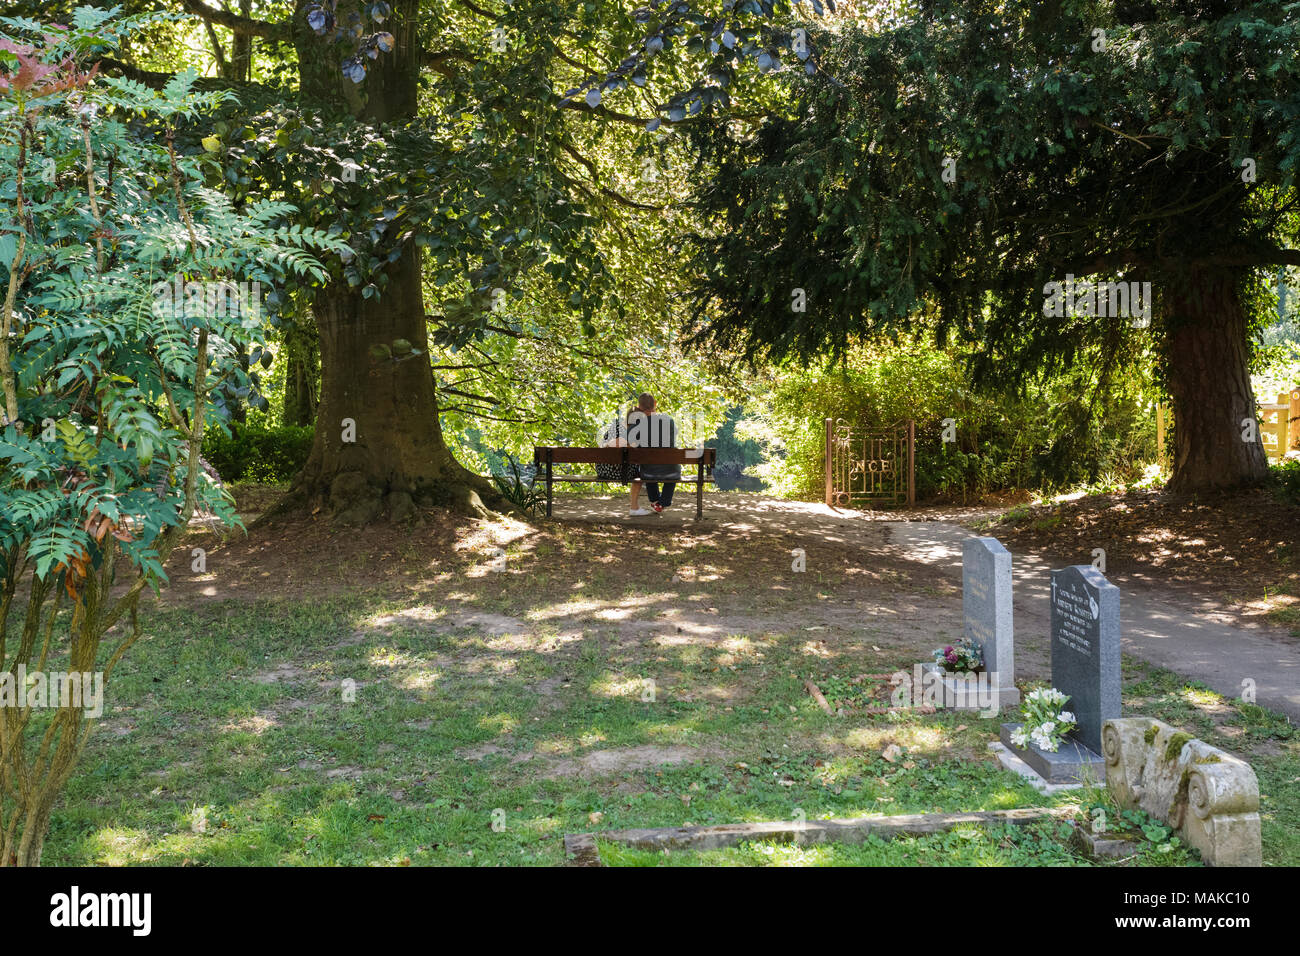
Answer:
[676,0,1300,489]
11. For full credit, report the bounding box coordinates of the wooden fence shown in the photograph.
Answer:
[1156,390,1300,465]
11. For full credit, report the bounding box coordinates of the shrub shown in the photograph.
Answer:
[1270,458,1300,506]
[0,14,339,865]
[742,339,1158,502]
[203,424,315,484]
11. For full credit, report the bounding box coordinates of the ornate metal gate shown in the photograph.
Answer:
[824,418,915,508]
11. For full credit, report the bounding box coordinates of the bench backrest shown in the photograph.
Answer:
[534,446,716,466]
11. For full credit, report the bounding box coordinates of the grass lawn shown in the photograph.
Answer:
[23,490,1299,866]
[598,821,1191,867]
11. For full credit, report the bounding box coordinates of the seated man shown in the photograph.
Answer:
[627,392,680,515]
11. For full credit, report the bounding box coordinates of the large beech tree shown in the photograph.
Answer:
[37,0,813,522]
[673,0,1300,491]
[222,0,615,521]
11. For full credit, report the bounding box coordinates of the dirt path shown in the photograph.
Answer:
[553,493,1300,720]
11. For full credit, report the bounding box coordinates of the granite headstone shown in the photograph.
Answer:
[1049,565,1121,754]
[962,536,1018,708]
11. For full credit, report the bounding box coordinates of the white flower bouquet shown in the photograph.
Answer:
[1009,687,1077,753]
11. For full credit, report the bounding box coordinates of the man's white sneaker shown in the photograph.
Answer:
[628,508,652,516]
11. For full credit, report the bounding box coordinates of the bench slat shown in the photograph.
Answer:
[534,446,716,466]
[544,475,717,483]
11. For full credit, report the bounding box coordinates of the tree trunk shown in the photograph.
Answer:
[279,0,504,521]
[282,318,319,427]
[231,0,253,82]
[286,245,498,522]
[1164,269,1269,492]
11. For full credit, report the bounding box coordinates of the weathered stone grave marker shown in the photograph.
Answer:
[1102,717,1262,867]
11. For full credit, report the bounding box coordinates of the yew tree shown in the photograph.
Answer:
[679,0,1300,491]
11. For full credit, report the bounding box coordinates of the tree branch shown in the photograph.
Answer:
[454,0,504,22]
[180,0,289,40]
[203,19,231,77]
[559,100,660,127]
[424,48,480,79]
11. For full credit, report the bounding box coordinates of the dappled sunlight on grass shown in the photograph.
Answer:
[638,719,709,743]
[535,596,603,617]
[368,648,425,669]
[527,816,564,836]
[713,635,769,659]
[397,668,442,692]
[451,517,533,558]
[368,605,444,628]
[754,843,833,866]
[799,640,834,658]
[689,683,745,702]
[86,827,154,865]
[534,738,577,756]
[37,499,1293,868]
[838,722,958,754]
[1181,685,1226,709]
[813,756,870,785]
[986,788,1035,810]
[484,655,520,674]
[220,714,278,736]
[478,713,519,735]
[593,606,640,621]
[651,623,729,644]
[589,673,648,699]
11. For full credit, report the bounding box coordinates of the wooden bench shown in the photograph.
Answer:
[532,446,717,519]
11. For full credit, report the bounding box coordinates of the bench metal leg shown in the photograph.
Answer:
[546,455,553,518]
[696,462,704,520]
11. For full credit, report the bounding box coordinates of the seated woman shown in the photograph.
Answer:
[597,407,649,516]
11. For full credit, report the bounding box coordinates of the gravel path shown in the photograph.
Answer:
[553,492,1300,719]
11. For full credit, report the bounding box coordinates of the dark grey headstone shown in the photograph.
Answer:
[962,537,1018,707]
[1049,565,1121,753]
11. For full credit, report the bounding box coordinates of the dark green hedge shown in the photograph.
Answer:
[203,424,314,484]
[1271,458,1300,505]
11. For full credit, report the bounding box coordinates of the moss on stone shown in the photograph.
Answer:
[1165,731,1195,763]
[1144,724,1159,746]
